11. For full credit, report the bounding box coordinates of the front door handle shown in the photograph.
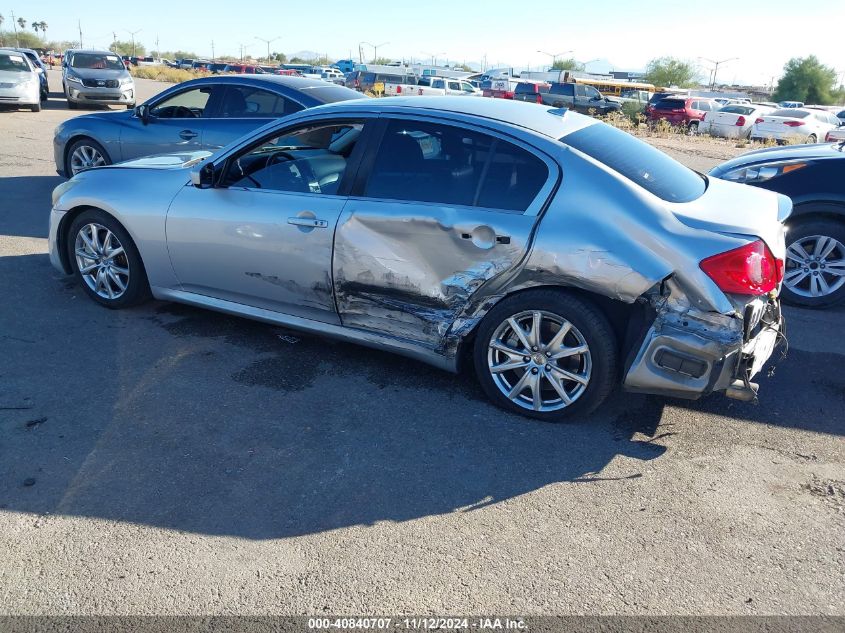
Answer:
[287,217,328,228]
[179,129,198,140]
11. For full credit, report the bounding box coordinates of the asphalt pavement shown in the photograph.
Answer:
[0,70,842,615]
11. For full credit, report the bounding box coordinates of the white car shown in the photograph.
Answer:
[750,108,841,144]
[700,103,773,139]
[0,48,42,112]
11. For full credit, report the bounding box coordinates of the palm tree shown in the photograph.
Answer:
[40,21,48,41]
[17,17,26,30]
[32,21,39,34]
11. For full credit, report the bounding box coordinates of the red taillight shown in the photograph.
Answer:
[396,85,402,94]
[826,132,834,142]
[784,120,804,127]
[535,93,542,104]
[755,117,764,124]
[700,240,783,295]
[735,116,746,126]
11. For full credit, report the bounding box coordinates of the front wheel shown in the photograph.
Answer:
[66,138,111,176]
[806,134,817,143]
[30,102,41,112]
[687,121,699,135]
[782,219,845,308]
[473,290,617,421]
[66,210,150,309]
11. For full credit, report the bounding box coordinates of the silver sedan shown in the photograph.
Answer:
[48,97,789,420]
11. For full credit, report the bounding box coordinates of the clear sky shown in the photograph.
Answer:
[7,0,845,86]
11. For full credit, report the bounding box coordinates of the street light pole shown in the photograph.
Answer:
[125,29,142,57]
[422,51,445,66]
[699,56,739,90]
[537,49,573,68]
[360,41,389,63]
[255,36,280,65]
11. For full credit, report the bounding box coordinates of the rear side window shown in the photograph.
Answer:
[515,83,536,94]
[364,120,549,212]
[563,123,706,203]
[219,86,300,117]
[300,85,366,104]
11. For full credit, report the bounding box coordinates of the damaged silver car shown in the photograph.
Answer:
[48,97,789,420]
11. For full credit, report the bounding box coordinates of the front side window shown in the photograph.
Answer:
[70,53,124,70]
[449,81,460,91]
[585,86,601,100]
[218,86,301,117]
[363,120,549,212]
[462,82,475,93]
[151,87,213,118]
[223,122,364,195]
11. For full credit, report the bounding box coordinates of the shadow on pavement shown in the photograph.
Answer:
[0,176,63,239]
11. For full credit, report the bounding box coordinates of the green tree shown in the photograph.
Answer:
[289,56,305,63]
[370,56,392,65]
[774,56,839,104]
[272,51,287,63]
[643,56,698,88]
[17,17,26,31]
[2,30,42,48]
[109,40,146,57]
[550,58,584,72]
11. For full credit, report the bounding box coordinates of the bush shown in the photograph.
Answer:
[130,66,200,83]
[621,101,644,125]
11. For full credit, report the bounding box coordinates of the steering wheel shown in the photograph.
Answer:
[267,151,320,193]
[174,105,198,118]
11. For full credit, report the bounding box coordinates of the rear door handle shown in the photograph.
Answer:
[287,217,328,228]
[179,129,198,140]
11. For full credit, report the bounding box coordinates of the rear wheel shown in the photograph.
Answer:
[473,290,617,421]
[807,133,817,143]
[782,218,845,307]
[687,121,699,135]
[66,210,150,309]
[30,102,41,112]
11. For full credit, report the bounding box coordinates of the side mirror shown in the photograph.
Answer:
[135,104,150,125]
[190,162,215,189]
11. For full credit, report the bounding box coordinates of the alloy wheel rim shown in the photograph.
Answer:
[487,310,592,412]
[783,235,845,298]
[74,223,130,300]
[70,145,105,175]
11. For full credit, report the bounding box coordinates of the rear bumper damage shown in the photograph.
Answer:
[623,278,784,401]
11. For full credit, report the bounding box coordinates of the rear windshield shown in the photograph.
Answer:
[772,109,809,118]
[720,105,755,115]
[515,83,538,93]
[563,123,706,203]
[655,98,685,109]
[0,52,30,72]
[71,53,124,70]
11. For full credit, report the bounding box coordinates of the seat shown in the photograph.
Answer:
[221,88,247,118]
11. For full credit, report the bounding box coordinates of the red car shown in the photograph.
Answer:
[647,96,718,132]
[223,64,265,74]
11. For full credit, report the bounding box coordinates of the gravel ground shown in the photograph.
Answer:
[0,71,843,616]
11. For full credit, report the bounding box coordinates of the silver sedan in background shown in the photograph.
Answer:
[0,49,42,112]
[48,98,789,420]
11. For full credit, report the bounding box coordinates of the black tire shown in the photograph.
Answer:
[67,99,78,110]
[30,102,41,112]
[66,209,151,309]
[65,138,111,177]
[807,134,817,143]
[781,218,845,308]
[687,121,699,135]
[472,289,618,422]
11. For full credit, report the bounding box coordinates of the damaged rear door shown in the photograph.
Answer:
[333,116,559,350]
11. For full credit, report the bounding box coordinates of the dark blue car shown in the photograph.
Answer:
[710,141,845,307]
[53,74,367,177]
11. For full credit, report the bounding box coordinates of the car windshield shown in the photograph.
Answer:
[300,85,368,103]
[71,53,124,70]
[0,52,31,72]
[563,123,706,203]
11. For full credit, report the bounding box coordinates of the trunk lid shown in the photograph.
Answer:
[668,176,791,260]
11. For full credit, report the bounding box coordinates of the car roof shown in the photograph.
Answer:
[183,74,347,91]
[308,96,596,139]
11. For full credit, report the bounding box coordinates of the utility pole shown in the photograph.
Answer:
[155,34,159,57]
[360,41,388,63]
[10,11,18,47]
[211,41,215,62]
[537,49,573,69]
[125,29,141,57]
[78,20,83,49]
